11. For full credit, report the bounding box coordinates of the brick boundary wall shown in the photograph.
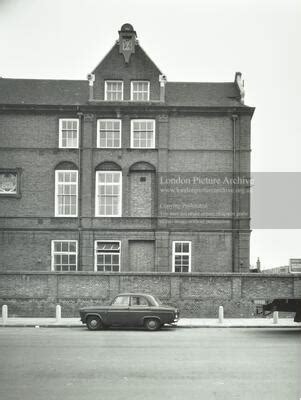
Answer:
[0,272,300,318]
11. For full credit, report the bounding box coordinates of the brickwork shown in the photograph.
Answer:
[0,24,253,281]
[169,116,233,150]
[128,240,155,272]
[0,272,299,318]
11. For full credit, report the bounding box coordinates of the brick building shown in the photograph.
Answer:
[0,23,254,279]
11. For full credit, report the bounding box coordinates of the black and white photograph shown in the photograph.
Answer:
[0,0,300,399]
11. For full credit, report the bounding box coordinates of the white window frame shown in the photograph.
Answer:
[131,81,150,101]
[58,118,79,149]
[95,171,122,217]
[54,170,78,217]
[172,241,192,273]
[97,119,122,148]
[130,119,155,149]
[51,240,78,272]
[94,240,121,272]
[104,80,124,101]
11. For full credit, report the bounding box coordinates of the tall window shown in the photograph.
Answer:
[131,120,155,149]
[95,171,122,217]
[95,241,120,272]
[97,119,121,148]
[172,241,191,273]
[59,119,79,148]
[131,81,150,101]
[105,80,123,101]
[55,170,78,217]
[51,240,78,271]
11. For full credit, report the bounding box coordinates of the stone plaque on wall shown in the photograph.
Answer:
[0,169,20,196]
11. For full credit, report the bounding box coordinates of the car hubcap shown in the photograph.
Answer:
[90,319,98,328]
[148,320,156,329]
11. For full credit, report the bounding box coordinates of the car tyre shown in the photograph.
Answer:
[86,315,102,331]
[144,318,161,331]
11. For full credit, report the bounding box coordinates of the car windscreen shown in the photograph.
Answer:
[152,296,162,306]
[111,295,130,306]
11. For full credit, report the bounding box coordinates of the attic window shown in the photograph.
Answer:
[131,81,150,101]
[105,80,123,101]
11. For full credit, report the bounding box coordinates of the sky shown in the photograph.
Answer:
[0,0,300,269]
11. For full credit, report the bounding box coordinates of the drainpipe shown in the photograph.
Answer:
[232,114,238,272]
[77,108,84,271]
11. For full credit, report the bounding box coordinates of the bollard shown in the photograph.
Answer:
[56,305,61,323]
[218,306,224,323]
[273,311,279,324]
[2,305,8,324]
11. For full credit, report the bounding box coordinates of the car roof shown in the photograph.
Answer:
[115,293,154,297]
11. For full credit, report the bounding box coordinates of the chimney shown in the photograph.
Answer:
[256,257,261,272]
[87,73,95,101]
[235,72,245,104]
[159,74,167,102]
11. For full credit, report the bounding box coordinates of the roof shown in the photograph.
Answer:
[0,78,88,106]
[91,43,162,76]
[165,82,243,107]
[0,78,248,108]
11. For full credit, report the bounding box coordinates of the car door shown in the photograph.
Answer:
[107,295,130,326]
[128,295,151,326]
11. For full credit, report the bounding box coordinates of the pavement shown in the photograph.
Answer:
[1,317,300,328]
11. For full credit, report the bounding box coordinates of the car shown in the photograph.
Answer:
[79,293,179,331]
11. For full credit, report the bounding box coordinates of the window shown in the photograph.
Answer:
[95,241,121,272]
[51,240,77,271]
[59,119,79,148]
[172,241,191,273]
[131,296,149,306]
[55,170,78,217]
[0,169,21,197]
[105,80,123,101]
[97,119,121,148]
[111,295,130,306]
[131,120,155,149]
[131,81,150,101]
[95,171,122,217]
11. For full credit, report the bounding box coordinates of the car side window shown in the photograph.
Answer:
[131,296,149,306]
[111,296,130,306]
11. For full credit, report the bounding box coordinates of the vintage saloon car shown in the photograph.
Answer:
[79,293,179,331]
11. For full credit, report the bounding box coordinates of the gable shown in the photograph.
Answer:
[91,25,162,101]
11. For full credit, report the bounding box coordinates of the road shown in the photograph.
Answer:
[0,327,300,400]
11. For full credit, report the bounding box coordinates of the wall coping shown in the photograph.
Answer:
[0,271,299,278]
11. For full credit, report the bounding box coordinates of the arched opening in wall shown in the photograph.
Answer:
[95,161,122,217]
[129,161,156,217]
[95,161,122,171]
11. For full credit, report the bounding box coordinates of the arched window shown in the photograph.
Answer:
[95,161,122,217]
[54,162,78,217]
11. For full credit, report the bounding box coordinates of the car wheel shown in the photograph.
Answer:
[294,312,301,322]
[86,315,102,331]
[144,318,161,331]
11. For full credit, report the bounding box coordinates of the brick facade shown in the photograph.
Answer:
[0,24,257,315]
